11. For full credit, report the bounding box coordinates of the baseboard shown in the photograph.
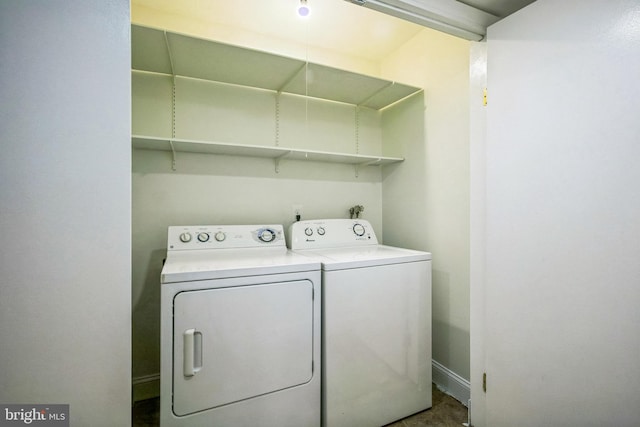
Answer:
[133,363,470,406]
[432,360,470,407]
[132,373,160,402]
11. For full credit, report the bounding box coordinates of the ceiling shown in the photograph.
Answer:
[459,0,536,18]
[132,0,536,62]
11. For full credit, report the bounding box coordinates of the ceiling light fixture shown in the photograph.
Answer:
[297,0,311,18]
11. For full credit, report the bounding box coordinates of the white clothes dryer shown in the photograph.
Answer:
[160,224,321,427]
[289,219,432,427]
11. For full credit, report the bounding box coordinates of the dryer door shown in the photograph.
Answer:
[172,280,314,416]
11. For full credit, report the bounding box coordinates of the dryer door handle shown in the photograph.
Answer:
[183,328,203,377]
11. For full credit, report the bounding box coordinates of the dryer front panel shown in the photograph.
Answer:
[172,280,314,416]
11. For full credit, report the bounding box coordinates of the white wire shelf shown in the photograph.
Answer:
[132,135,404,170]
[131,24,422,111]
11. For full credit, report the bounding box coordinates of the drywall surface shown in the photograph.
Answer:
[130,1,469,399]
[132,150,384,380]
[0,1,131,425]
[479,0,640,425]
[130,34,389,386]
[130,1,381,77]
[382,28,471,383]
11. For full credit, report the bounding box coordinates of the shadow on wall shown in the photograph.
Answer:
[432,268,470,381]
[132,248,166,378]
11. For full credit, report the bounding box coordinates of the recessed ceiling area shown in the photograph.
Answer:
[459,0,537,18]
[131,0,424,63]
[131,0,537,67]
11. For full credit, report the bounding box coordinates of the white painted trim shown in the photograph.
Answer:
[432,360,470,407]
[133,363,472,406]
[350,0,500,40]
[132,373,160,402]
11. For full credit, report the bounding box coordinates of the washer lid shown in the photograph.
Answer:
[300,245,431,271]
[161,248,320,283]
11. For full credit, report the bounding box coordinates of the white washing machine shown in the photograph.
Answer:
[289,219,432,427]
[160,224,321,427]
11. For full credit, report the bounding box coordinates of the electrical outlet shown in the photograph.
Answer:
[292,205,303,219]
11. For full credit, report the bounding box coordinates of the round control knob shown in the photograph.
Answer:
[258,229,275,243]
[179,232,192,243]
[214,231,226,242]
[353,223,366,237]
[317,227,326,236]
[197,232,210,242]
[304,227,313,236]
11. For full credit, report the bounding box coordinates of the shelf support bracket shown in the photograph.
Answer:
[355,158,383,178]
[275,92,281,147]
[363,158,383,167]
[355,105,360,155]
[169,140,177,171]
[274,151,291,173]
[163,31,176,75]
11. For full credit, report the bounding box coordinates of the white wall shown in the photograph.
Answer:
[0,1,131,426]
[130,3,473,402]
[131,51,392,388]
[472,0,640,425]
[130,1,382,77]
[132,152,385,385]
[381,29,472,388]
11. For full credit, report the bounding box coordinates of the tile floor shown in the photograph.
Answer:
[132,383,468,427]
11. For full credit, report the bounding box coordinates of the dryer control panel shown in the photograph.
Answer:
[289,219,379,250]
[167,225,285,251]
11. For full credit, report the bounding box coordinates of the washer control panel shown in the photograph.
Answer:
[289,219,379,250]
[167,225,285,251]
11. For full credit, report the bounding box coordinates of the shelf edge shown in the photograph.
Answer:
[131,135,404,166]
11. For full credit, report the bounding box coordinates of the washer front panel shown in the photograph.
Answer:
[323,261,432,427]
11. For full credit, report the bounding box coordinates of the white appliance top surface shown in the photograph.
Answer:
[161,224,320,283]
[298,244,431,270]
[289,219,431,270]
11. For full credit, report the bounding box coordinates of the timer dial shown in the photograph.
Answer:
[214,231,226,242]
[353,223,366,237]
[304,227,313,236]
[258,228,276,243]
